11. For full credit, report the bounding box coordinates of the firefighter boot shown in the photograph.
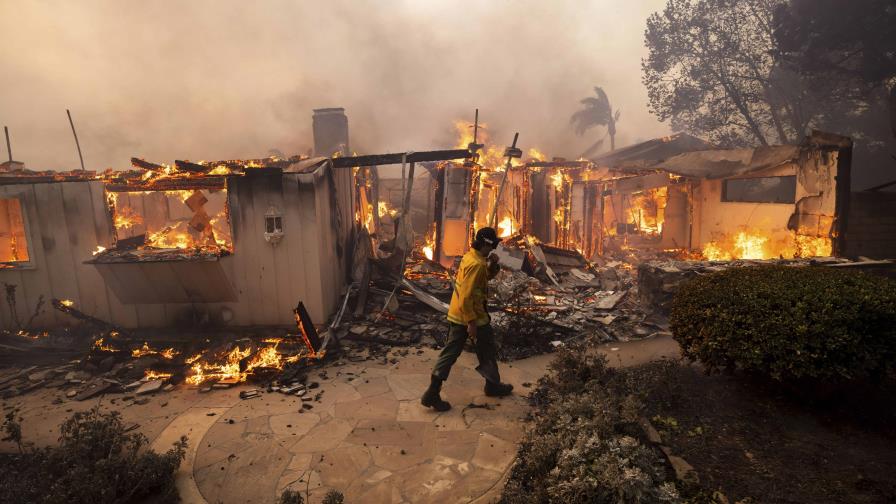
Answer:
[421,375,451,411]
[484,381,514,397]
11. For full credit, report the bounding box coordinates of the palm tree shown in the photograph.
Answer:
[571,86,621,156]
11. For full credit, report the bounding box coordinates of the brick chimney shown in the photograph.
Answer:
[312,108,349,157]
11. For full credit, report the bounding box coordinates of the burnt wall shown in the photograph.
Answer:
[845,191,896,259]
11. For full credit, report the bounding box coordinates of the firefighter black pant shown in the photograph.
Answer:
[431,322,501,384]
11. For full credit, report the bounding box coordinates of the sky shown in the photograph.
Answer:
[0,0,671,172]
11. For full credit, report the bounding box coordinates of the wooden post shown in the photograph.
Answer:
[370,166,381,236]
[66,109,86,171]
[433,164,446,264]
[3,126,11,162]
[490,133,520,227]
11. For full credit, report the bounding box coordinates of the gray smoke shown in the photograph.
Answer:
[0,0,670,171]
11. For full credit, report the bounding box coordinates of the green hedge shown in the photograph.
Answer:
[670,266,896,382]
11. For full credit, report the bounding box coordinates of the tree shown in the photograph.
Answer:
[571,86,621,154]
[774,0,896,188]
[774,0,896,141]
[642,0,811,148]
[774,0,896,98]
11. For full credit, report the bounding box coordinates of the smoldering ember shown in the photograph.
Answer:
[1,2,896,504]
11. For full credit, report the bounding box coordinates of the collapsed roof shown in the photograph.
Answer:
[590,132,803,179]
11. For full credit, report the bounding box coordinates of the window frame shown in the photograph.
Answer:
[721,175,797,204]
[0,196,35,270]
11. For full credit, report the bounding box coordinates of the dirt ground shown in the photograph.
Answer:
[646,365,896,504]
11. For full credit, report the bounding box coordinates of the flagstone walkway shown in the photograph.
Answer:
[2,335,679,503]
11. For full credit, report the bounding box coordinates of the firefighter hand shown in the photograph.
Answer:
[487,254,500,276]
[466,321,478,339]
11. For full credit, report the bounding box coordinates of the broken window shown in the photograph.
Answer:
[0,198,29,264]
[103,187,233,259]
[722,176,796,204]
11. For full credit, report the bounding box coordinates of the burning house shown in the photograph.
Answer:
[0,110,358,332]
[0,157,354,331]
[419,129,853,266]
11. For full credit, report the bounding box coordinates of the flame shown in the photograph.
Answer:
[60,299,74,307]
[734,231,768,259]
[421,224,436,261]
[207,165,232,175]
[702,230,832,261]
[184,353,203,364]
[143,370,173,381]
[364,203,374,232]
[113,206,143,230]
[110,189,232,255]
[794,234,832,257]
[132,342,180,359]
[17,330,48,340]
[93,337,117,352]
[378,201,399,219]
[184,340,301,385]
[146,225,192,249]
[497,216,515,238]
[185,346,251,385]
[626,187,667,236]
[527,148,546,161]
[550,171,565,190]
[92,245,107,256]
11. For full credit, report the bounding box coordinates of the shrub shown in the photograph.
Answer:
[0,407,187,504]
[501,345,681,503]
[670,266,896,382]
[322,490,345,504]
[279,489,304,504]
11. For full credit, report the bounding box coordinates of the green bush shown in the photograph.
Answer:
[0,407,187,504]
[501,345,681,503]
[670,266,896,382]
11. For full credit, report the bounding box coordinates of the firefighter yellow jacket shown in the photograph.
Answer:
[447,249,491,326]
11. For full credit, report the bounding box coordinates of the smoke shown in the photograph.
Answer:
[0,0,670,171]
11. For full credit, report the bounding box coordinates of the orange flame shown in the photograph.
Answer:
[143,370,173,381]
[702,230,832,260]
[132,342,180,360]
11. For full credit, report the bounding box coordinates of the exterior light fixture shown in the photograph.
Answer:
[264,206,284,246]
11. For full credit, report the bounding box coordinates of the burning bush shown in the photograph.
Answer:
[0,407,187,504]
[670,266,896,383]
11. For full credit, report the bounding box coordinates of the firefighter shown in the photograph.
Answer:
[421,227,513,412]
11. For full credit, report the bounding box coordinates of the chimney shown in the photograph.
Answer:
[312,108,349,157]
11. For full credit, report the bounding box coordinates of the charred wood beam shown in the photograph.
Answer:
[130,158,165,171]
[174,160,207,172]
[524,161,591,168]
[330,149,471,168]
[51,298,125,334]
[294,302,322,355]
[104,176,226,192]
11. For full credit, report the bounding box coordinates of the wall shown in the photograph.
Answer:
[695,147,841,253]
[845,191,896,259]
[0,164,353,331]
[695,164,797,248]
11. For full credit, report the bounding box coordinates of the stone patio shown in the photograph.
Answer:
[1,335,679,503]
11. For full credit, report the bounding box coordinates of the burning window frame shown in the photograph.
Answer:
[99,182,234,261]
[0,196,33,268]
